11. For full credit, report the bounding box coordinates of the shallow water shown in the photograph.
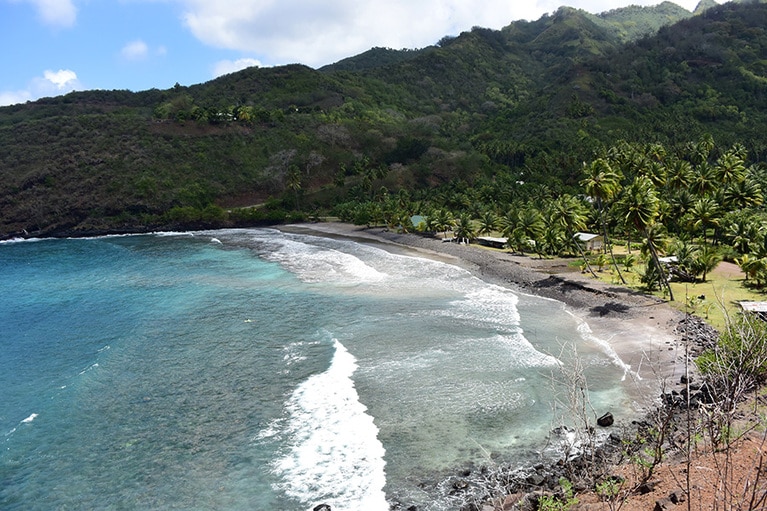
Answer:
[0,229,649,510]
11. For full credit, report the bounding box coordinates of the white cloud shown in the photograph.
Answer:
[43,69,78,89]
[0,90,33,107]
[121,40,150,60]
[0,68,80,106]
[19,0,77,28]
[178,0,536,67]
[212,57,262,78]
[173,0,720,68]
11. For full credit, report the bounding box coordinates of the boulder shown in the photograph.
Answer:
[597,412,614,427]
[669,489,686,504]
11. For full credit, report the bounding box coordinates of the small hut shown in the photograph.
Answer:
[476,236,508,249]
[738,301,767,321]
[573,232,603,252]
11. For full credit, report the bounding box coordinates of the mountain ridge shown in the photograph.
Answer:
[1,0,766,238]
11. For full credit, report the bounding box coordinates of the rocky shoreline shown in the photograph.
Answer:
[385,314,718,511]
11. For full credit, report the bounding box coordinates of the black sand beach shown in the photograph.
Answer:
[281,222,686,382]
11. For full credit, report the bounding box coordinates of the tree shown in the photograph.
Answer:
[691,244,722,282]
[477,209,498,236]
[714,146,747,186]
[581,158,626,283]
[736,254,767,286]
[725,212,762,254]
[620,176,674,300]
[454,213,476,244]
[286,164,302,211]
[690,162,717,197]
[500,206,519,240]
[550,194,598,277]
[723,177,763,210]
[434,208,454,239]
[514,206,545,257]
[665,157,694,191]
[686,196,722,246]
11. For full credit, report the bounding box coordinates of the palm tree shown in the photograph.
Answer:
[736,254,766,285]
[424,211,440,234]
[435,209,454,239]
[665,158,694,192]
[640,160,667,188]
[725,212,762,255]
[500,206,519,239]
[620,176,674,300]
[691,245,722,283]
[688,133,715,166]
[690,162,717,197]
[667,189,696,234]
[715,147,747,186]
[687,197,722,246]
[453,213,476,244]
[286,164,302,210]
[514,206,545,257]
[550,194,598,277]
[477,210,498,236]
[723,177,763,210]
[622,253,637,272]
[581,158,626,283]
[540,209,566,256]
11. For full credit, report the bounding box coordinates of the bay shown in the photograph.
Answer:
[0,229,645,510]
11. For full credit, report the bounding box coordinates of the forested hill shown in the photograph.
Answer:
[1,0,766,238]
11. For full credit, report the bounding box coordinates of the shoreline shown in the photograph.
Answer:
[280,222,711,510]
[280,222,688,384]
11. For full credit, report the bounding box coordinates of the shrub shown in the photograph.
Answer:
[697,313,767,403]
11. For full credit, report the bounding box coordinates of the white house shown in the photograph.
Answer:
[573,232,603,252]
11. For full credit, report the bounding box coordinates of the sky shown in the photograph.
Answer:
[1,0,718,107]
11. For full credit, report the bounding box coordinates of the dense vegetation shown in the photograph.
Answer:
[2,0,767,243]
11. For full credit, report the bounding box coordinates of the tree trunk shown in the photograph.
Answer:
[645,229,675,301]
[570,230,599,279]
[598,200,626,284]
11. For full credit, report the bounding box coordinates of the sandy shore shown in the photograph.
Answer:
[281,222,688,385]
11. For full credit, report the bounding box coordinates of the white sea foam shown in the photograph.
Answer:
[273,340,388,511]
[447,285,521,330]
[255,419,284,441]
[497,333,561,368]
[281,342,312,368]
[572,316,637,381]
[4,413,39,437]
[259,236,386,286]
[78,363,99,376]
[0,237,44,244]
[152,231,195,237]
[21,413,38,424]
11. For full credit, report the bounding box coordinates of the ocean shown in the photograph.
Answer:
[0,228,649,510]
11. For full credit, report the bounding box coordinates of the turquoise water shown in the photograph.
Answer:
[0,229,642,510]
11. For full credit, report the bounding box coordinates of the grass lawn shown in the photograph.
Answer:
[585,253,767,331]
[666,263,767,330]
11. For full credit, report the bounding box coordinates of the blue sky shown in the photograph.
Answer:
[1,0,713,106]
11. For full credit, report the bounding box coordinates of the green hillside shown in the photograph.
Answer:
[1,0,766,238]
